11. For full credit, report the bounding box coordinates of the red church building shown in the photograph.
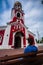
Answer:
[0,1,37,49]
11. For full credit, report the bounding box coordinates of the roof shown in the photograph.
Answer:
[28,30,36,36]
[0,26,7,30]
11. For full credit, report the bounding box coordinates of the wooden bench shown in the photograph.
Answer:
[0,50,43,65]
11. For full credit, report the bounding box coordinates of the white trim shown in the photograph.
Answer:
[28,30,35,36]
[25,27,28,47]
[21,37,23,48]
[16,11,22,19]
[34,38,38,47]
[12,32,16,46]
[12,31,24,48]
[7,21,28,29]
[11,9,15,19]
[2,25,11,48]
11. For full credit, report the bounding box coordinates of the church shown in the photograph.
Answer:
[0,1,36,49]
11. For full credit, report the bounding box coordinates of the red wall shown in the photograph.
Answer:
[23,28,26,47]
[0,30,5,45]
[9,8,25,47]
[29,34,35,45]
[8,24,26,47]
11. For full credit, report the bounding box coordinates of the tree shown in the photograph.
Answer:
[36,37,43,43]
[41,37,43,43]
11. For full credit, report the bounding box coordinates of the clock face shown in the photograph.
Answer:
[17,12,20,18]
[15,5,18,9]
[15,5,21,9]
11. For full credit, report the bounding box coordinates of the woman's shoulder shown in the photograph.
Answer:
[33,45,38,48]
[32,45,38,51]
[24,45,33,53]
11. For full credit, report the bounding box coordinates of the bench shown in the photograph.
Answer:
[0,50,43,65]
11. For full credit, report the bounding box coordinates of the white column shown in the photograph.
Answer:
[12,33,16,46]
[2,25,11,49]
[34,38,38,47]
[11,9,15,19]
[21,37,24,48]
[25,28,29,47]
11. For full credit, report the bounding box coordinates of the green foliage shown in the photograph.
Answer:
[40,37,43,43]
[36,37,43,43]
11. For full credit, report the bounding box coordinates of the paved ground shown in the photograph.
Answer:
[0,48,24,57]
[0,46,43,57]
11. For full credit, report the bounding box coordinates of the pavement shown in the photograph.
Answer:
[0,46,43,57]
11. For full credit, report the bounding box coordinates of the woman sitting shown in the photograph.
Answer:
[24,38,38,53]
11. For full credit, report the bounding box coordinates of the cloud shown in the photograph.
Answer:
[0,9,11,26]
[29,9,42,17]
[0,0,43,38]
[28,21,43,38]
[2,0,6,10]
[24,0,43,38]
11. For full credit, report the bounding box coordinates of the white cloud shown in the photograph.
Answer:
[28,21,43,38]
[29,9,43,18]
[24,0,43,38]
[7,0,15,8]
[0,9,11,26]
[23,1,33,12]
[7,0,24,8]
[0,0,43,38]
[2,0,6,10]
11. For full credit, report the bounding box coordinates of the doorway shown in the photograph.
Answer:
[15,36,21,48]
[14,31,24,48]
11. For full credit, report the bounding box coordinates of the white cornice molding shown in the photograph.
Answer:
[0,26,7,30]
[7,21,28,29]
[28,30,35,36]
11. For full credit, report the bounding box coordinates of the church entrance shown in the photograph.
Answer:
[15,36,21,48]
[14,31,24,48]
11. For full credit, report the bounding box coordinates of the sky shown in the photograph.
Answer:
[0,0,43,39]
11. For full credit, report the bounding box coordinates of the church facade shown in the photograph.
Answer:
[0,1,36,49]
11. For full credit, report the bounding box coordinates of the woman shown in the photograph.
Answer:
[24,38,38,53]
[24,38,39,65]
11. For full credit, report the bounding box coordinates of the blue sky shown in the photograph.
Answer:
[0,0,43,39]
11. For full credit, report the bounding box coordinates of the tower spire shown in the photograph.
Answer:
[11,1,24,24]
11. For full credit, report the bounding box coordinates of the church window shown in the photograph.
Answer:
[17,25,18,29]
[17,13,20,18]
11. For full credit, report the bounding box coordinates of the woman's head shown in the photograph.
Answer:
[27,38,34,45]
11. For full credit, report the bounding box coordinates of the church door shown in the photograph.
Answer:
[14,31,24,48]
[14,35,21,48]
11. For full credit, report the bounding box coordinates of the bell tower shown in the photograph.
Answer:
[2,1,26,49]
[11,1,24,24]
